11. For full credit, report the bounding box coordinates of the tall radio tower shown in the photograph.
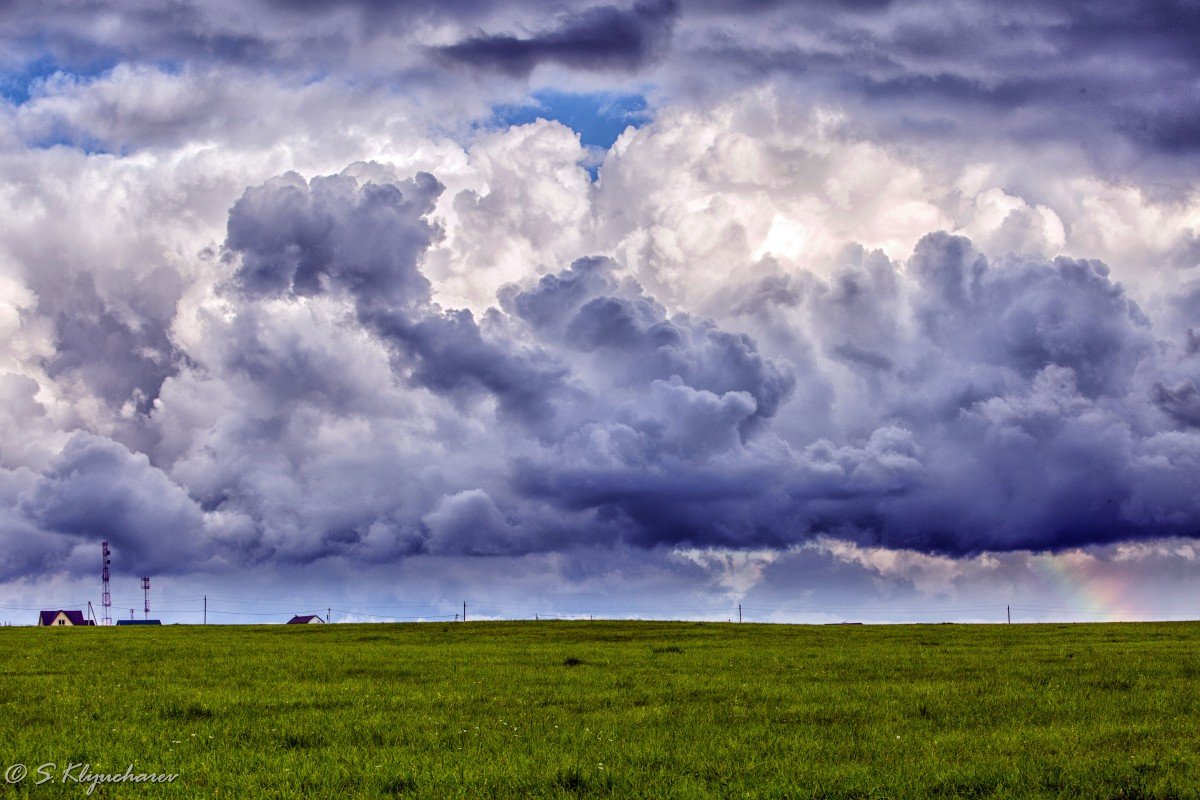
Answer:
[101,541,112,626]
[142,576,150,620]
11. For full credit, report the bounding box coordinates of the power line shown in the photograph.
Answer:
[7,596,1200,625]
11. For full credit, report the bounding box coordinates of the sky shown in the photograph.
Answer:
[1,0,1199,625]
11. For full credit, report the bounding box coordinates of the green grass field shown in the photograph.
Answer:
[2,621,1199,798]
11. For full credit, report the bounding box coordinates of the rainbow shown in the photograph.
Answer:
[1031,551,1135,621]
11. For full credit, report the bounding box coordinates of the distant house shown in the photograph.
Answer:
[115,619,162,625]
[38,610,94,627]
[287,615,324,624]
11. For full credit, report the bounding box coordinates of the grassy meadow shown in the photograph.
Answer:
[1,620,1199,798]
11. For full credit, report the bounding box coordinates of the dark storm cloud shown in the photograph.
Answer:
[1153,381,1200,427]
[493,235,1161,555]
[0,508,74,584]
[223,172,791,436]
[170,168,799,558]
[511,231,1190,557]
[41,274,181,415]
[503,256,620,330]
[753,234,1194,555]
[369,308,568,424]
[1055,0,1200,63]
[674,0,1200,174]
[0,0,678,78]
[436,0,680,77]
[422,489,529,556]
[505,256,795,426]
[19,433,211,575]
[228,170,441,307]
[7,165,1200,576]
[225,169,568,423]
[908,233,1150,398]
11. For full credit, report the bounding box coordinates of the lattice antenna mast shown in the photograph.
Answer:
[101,541,112,626]
[142,576,150,620]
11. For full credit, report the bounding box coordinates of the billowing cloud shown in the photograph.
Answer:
[18,433,252,575]
[9,157,1196,579]
[1,2,1198,617]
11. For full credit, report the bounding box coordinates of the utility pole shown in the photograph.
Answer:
[463,601,467,622]
[738,603,742,624]
[203,595,207,625]
[327,607,331,624]
[1007,605,1011,624]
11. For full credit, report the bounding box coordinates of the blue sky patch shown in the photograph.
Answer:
[493,89,652,150]
[0,55,121,105]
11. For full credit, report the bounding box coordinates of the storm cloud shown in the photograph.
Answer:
[3,0,1198,175]
[0,0,1198,618]
[436,0,680,77]
[8,157,1197,580]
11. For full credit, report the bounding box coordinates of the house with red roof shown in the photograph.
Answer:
[38,610,94,627]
